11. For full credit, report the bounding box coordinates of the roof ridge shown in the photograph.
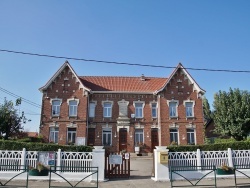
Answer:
[79,75,167,79]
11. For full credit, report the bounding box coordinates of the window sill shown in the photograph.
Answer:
[169,116,178,119]
[186,116,195,120]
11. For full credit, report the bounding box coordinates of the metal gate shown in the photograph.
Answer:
[105,151,130,179]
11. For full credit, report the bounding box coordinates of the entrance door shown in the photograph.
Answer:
[151,129,158,152]
[119,128,127,152]
[87,128,95,146]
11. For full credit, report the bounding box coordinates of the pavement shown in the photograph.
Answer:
[2,156,250,187]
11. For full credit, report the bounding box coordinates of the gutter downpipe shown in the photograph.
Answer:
[157,94,162,146]
[86,91,89,146]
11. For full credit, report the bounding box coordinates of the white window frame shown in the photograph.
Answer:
[187,128,196,145]
[50,99,62,117]
[183,100,195,118]
[67,99,79,117]
[170,129,179,145]
[49,127,59,143]
[102,128,112,146]
[102,101,113,118]
[135,129,144,146]
[133,101,145,118]
[67,127,77,144]
[89,101,97,118]
[150,102,157,118]
[167,100,179,118]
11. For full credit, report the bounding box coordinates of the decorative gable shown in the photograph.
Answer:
[39,61,90,94]
[154,63,205,96]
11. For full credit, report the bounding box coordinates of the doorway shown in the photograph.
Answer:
[119,128,127,152]
[151,128,158,152]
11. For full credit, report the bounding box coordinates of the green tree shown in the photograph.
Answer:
[203,96,213,123]
[0,98,29,140]
[213,88,250,141]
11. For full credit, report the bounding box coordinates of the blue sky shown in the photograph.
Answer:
[0,0,250,132]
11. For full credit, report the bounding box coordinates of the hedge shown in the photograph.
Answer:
[1,139,250,152]
[168,140,250,152]
[0,140,93,152]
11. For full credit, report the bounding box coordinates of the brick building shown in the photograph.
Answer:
[39,61,205,153]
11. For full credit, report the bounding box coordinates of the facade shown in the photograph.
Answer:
[39,61,205,153]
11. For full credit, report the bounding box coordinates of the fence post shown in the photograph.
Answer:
[92,146,105,181]
[56,149,62,172]
[197,149,202,168]
[21,148,26,167]
[228,148,234,167]
[152,146,169,181]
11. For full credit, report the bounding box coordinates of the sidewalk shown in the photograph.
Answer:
[2,156,250,187]
[4,177,250,188]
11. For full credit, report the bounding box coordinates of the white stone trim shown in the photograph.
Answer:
[101,100,114,107]
[67,122,77,127]
[67,98,80,105]
[50,98,62,105]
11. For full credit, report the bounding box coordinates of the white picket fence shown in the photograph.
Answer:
[168,148,250,168]
[0,148,93,172]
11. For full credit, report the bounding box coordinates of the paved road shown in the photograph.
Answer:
[2,157,250,187]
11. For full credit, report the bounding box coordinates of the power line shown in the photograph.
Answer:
[0,49,250,73]
[0,87,41,108]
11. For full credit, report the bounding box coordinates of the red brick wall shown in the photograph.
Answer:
[40,67,204,152]
[40,66,87,144]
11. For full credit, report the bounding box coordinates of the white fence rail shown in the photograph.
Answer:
[0,148,93,172]
[168,148,250,168]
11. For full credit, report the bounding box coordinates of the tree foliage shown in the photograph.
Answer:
[213,88,250,141]
[0,98,29,140]
[202,96,213,123]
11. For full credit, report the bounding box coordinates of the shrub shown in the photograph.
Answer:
[0,140,93,152]
[168,140,250,152]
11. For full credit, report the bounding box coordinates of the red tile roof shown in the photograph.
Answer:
[27,132,38,137]
[80,76,168,93]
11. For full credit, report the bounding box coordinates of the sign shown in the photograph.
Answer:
[124,153,130,160]
[109,155,122,165]
[38,151,55,166]
[76,137,85,146]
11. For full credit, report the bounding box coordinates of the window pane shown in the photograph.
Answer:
[151,103,157,118]
[69,100,77,116]
[186,102,193,117]
[50,127,59,143]
[170,129,178,144]
[52,100,61,116]
[103,102,112,117]
[135,129,144,145]
[169,102,177,117]
[102,128,112,146]
[89,103,95,117]
[135,103,143,118]
[67,128,76,144]
[187,129,195,144]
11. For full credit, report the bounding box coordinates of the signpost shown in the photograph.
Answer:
[38,151,55,166]
[109,154,122,165]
